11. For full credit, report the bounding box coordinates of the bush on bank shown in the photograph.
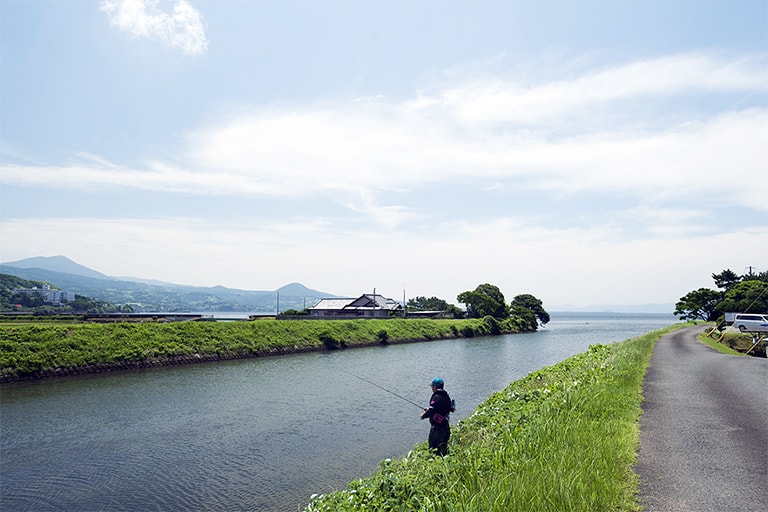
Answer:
[0,318,502,381]
[713,332,766,357]
[305,324,683,512]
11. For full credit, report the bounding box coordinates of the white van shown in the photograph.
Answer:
[732,313,768,333]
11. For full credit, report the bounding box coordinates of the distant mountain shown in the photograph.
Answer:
[2,255,109,279]
[0,256,339,313]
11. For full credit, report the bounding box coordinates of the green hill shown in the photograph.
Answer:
[0,256,336,312]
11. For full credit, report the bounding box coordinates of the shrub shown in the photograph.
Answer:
[318,332,340,350]
[377,329,389,344]
[482,315,501,335]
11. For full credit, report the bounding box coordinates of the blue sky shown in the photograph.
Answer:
[1,0,766,309]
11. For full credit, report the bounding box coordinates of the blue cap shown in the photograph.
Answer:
[431,377,444,388]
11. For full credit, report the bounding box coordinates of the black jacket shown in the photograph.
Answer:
[424,389,452,426]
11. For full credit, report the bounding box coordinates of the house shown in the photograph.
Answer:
[308,293,403,318]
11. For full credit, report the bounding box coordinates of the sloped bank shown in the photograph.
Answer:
[0,317,515,383]
[306,323,686,512]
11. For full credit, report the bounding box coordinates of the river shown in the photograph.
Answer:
[0,312,677,511]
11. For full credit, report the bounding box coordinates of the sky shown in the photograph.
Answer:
[1,0,766,310]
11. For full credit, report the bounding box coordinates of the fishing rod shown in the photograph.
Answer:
[340,369,424,409]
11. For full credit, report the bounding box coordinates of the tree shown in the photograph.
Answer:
[13,291,46,308]
[505,304,532,330]
[510,294,550,326]
[674,288,721,321]
[712,269,741,291]
[407,296,463,318]
[407,296,449,311]
[278,308,308,316]
[742,269,768,283]
[715,280,768,316]
[457,283,508,319]
[445,304,465,319]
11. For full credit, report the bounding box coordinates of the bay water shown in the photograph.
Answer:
[0,313,677,511]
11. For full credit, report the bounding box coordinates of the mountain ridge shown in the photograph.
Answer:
[0,256,338,312]
[2,255,110,280]
[2,256,676,314]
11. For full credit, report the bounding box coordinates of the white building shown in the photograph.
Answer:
[14,284,76,305]
[308,293,403,318]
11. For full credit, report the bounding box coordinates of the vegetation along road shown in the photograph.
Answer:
[636,325,767,511]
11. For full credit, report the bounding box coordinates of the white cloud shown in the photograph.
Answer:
[174,53,766,216]
[3,109,764,218]
[100,0,208,55]
[429,53,768,126]
[1,52,765,229]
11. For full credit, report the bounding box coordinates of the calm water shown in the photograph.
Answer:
[0,313,677,512]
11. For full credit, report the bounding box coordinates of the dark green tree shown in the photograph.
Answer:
[442,304,465,319]
[674,288,722,321]
[277,308,308,317]
[509,306,538,332]
[715,280,768,315]
[407,296,463,318]
[712,269,741,291]
[13,291,47,308]
[742,269,768,283]
[509,294,550,326]
[407,296,449,311]
[457,283,508,319]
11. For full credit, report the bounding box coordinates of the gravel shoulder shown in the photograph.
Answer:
[636,325,768,511]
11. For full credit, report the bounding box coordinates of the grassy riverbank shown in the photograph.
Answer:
[0,317,502,382]
[698,327,766,357]
[306,323,685,512]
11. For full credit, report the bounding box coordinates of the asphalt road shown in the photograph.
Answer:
[636,325,768,511]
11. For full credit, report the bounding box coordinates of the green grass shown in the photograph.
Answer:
[0,318,504,381]
[305,323,685,512]
[697,330,745,356]
[694,322,767,356]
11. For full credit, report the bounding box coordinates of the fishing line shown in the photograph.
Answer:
[340,369,424,409]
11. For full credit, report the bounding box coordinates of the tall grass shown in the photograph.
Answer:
[0,318,496,380]
[306,324,683,512]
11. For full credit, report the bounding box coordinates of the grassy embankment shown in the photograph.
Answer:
[698,329,746,356]
[0,317,501,382]
[306,323,687,512]
[697,324,766,357]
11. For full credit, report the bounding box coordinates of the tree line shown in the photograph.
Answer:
[409,283,550,331]
[674,268,768,322]
[2,271,550,331]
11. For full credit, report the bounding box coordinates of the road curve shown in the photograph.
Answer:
[636,325,768,511]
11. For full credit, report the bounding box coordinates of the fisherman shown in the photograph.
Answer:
[420,377,454,456]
